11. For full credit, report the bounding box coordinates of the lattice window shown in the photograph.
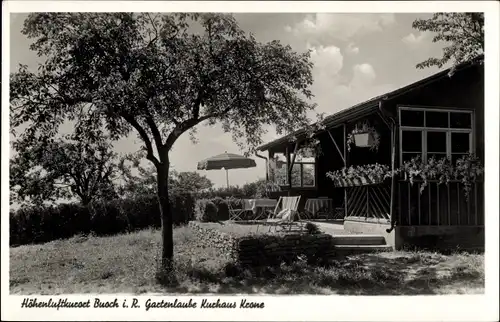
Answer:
[399,106,474,165]
[272,153,316,188]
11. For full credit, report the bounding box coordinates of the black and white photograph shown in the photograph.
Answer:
[2,1,499,321]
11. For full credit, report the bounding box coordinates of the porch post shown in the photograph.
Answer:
[286,145,291,196]
[268,150,275,182]
[287,141,300,196]
[390,123,396,225]
[343,123,348,219]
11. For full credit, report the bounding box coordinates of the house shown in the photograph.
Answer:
[256,59,484,251]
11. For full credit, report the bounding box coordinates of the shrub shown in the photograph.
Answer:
[195,197,243,222]
[305,222,322,235]
[195,199,218,222]
[115,195,158,230]
[196,186,248,199]
[253,179,281,198]
[211,197,230,221]
[242,181,260,198]
[9,191,196,246]
[89,200,131,236]
[171,193,196,225]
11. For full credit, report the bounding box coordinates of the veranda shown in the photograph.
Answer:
[256,61,485,251]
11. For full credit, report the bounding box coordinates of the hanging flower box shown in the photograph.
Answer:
[331,176,386,187]
[353,132,375,148]
[327,164,391,187]
[398,154,484,200]
[346,122,381,152]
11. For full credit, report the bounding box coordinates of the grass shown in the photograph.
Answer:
[10,226,484,295]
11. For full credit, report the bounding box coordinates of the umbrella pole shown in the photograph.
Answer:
[225,169,229,188]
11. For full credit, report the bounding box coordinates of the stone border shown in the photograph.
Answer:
[189,221,337,266]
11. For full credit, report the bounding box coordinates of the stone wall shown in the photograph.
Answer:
[235,233,336,267]
[188,221,336,266]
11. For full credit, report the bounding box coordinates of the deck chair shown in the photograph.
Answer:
[227,198,245,221]
[268,196,301,232]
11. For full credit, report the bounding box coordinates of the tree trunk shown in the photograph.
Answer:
[157,162,174,272]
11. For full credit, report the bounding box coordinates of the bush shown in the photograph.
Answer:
[241,181,260,198]
[171,193,196,225]
[211,197,230,221]
[115,195,159,230]
[89,200,131,236]
[196,186,248,199]
[9,192,196,246]
[194,197,246,222]
[195,199,218,222]
[305,222,322,235]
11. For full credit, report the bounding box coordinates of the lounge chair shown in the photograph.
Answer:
[268,196,301,232]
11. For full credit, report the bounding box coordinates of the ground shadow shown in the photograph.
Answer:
[156,252,484,295]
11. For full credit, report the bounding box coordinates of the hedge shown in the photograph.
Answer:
[194,179,272,200]
[9,193,195,246]
[195,199,218,222]
[195,197,249,222]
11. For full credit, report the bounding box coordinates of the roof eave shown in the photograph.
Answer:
[257,103,379,151]
[257,59,482,152]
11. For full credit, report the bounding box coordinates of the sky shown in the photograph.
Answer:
[9,12,447,188]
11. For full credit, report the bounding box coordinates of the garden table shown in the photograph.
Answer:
[243,198,278,220]
[304,198,333,219]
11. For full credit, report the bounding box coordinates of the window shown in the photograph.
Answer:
[271,153,316,188]
[399,107,474,165]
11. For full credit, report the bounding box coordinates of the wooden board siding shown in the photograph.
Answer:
[345,183,391,222]
[385,64,484,163]
[397,181,484,226]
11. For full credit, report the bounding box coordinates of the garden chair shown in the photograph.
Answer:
[227,197,245,221]
[268,196,301,232]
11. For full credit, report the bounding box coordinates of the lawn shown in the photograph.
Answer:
[10,226,484,295]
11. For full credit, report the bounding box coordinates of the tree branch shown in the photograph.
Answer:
[145,114,163,152]
[192,90,203,120]
[165,105,234,149]
[145,13,159,46]
[122,113,161,167]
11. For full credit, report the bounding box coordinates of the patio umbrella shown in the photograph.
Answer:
[197,151,257,188]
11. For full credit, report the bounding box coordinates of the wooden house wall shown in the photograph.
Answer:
[385,64,484,227]
[384,64,484,161]
[344,113,392,167]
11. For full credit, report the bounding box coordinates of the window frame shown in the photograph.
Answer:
[272,156,317,189]
[398,106,475,166]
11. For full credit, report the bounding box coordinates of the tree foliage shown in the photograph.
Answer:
[117,151,159,197]
[412,13,484,74]
[10,133,118,206]
[117,151,213,197]
[171,171,213,195]
[10,13,316,269]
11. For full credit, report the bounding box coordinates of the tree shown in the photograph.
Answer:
[10,133,118,206]
[117,151,159,197]
[412,13,484,75]
[118,154,213,197]
[170,171,213,195]
[10,13,315,272]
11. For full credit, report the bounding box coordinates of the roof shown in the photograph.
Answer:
[257,57,482,151]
